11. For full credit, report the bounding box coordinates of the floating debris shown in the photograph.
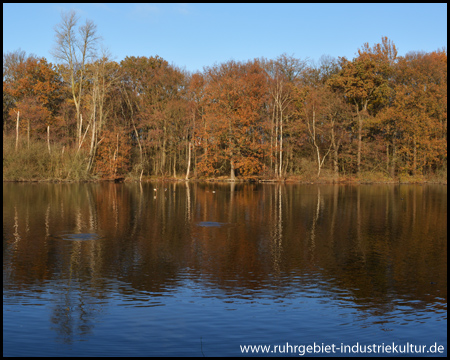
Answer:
[197,221,225,227]
[53,232,101,241]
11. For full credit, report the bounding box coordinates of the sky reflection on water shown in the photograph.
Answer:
[3,183,447,356]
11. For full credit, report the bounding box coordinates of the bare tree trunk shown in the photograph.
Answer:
[113,133,119,178]
[86,114,96,173]
[52,10,98,149]
[386,143,389,173]
[173,152,177,178]
[413,135,417,176]
[15,111,19,152]
[185,141,192,180]
[279,108,283,179]
[270,101,275,174]
[356,106,362,176]
[133,123,143,163]
[76,118,90,156]
[331,124,339,177]
[78,103,83,147]
[161,125,167,175]
[86,71,98,174]
[333,150,339,177]
[274,99,279,177]
[27,119,30,149]
[228,111,236,181]
[47,126,51,154]
[308,106,332,178]
[230,159,236,180]
[122,82,143,169]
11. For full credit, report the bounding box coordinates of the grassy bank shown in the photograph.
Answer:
[3,136,446,184]
[3,136,94,182]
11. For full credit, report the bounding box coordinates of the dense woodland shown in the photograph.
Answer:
[3,11,447,182]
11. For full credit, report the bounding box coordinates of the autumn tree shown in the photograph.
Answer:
[329,37,397,176]
[315,56,351,177]
[52,10,100,148]
[120,56,162,175]
[262,54,307,178]
[186,72,206,179]
[3,55,66,147]
[3,49,36,128]
[376,49,447,176]
[3,30,446,182]
[158,65,189,178]
[94,124,131,179]
[198,59,268,179]
[302,56,351,178]
[85,55,122,173]
[120,56,188,176]
[296,77,345,178]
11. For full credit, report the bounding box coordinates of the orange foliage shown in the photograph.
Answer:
[197,59,269,178]
[3,35,446,180]
[3,57,65,132]
[94,127,131,179]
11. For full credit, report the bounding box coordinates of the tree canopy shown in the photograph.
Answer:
[3,15,447,181]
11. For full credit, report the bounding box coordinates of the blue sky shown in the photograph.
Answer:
[3,3,447,73]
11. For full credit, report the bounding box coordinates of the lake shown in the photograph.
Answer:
[3,182,447,356]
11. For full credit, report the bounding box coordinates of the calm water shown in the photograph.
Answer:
[3,182,447,357]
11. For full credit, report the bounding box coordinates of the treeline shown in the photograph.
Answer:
[3,11,447,181]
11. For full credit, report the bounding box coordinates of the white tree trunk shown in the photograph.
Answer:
[15,111,19,152]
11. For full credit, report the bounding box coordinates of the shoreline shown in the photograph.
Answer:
[3,176,447,185]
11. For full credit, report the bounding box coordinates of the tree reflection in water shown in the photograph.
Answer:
[3,182,447,346]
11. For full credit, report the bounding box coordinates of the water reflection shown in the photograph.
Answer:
[3,182,447,355]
